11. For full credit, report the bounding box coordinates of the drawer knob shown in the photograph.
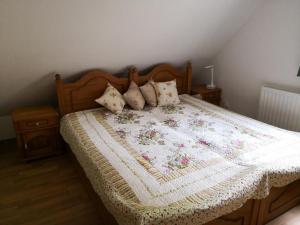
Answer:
[36,122,40,126]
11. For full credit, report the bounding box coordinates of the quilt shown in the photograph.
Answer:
[60,94,300,225]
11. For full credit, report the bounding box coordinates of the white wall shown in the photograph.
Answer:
[0,0,263,140]
[214,0,300,118]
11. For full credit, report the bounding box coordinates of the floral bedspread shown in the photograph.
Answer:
[60,94,300,225]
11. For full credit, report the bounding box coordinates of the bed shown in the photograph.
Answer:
[55,63,300,225]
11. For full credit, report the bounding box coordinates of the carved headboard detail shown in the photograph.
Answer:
[130,62,192,95]
[55,70,129,116]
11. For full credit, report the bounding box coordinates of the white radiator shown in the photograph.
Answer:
[258,86,300,131]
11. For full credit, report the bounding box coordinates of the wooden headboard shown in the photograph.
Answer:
[55,62,192,116]
[130,62,192,95]
[55,70,130,116]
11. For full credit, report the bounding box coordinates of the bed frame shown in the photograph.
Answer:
[55,62,300,225]
[55,63,192,117]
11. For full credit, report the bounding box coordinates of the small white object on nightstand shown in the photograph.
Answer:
[204,65,216,89]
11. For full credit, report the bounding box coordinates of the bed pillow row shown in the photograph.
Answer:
[95,80,180,114]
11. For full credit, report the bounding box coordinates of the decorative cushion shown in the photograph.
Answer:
[139,80,157,107]
[154,80,180,106]
[95,83,125,114]
[123,81,145,110]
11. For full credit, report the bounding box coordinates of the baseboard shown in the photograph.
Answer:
[0,115,15,141]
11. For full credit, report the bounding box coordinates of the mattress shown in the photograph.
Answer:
[60,94,300,225]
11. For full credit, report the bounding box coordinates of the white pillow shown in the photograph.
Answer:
[139,80,157,107]
[95,83,125,114]
[154,80,180,106]
[123,81,145,110]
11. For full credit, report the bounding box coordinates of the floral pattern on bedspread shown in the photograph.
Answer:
[181,95,300,186]
[60,94,300,225]
[90,97,286,176]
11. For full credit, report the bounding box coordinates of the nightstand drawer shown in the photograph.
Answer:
[204,95,221,102]
[206,98,221,105]
[204,92,220,98]
[18,117,58,131]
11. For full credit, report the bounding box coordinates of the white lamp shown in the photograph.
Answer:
[204,65,216,89]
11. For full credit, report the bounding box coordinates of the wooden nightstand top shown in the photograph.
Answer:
[191,84,221,95]
[191,84,222,106]
[12,106,58,122]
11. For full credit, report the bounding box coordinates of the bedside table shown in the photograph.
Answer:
[11,106,61,161]
[191,84,222,106]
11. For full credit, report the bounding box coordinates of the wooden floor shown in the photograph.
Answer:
[0,139,101,225]
[0,139,299,225]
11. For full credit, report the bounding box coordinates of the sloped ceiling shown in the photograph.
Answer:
[0,0,264,115]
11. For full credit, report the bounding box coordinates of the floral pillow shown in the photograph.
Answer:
[123,81,145,110]
[95,83,126,114]
[139,80,157,107]
[154,79,180,106]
